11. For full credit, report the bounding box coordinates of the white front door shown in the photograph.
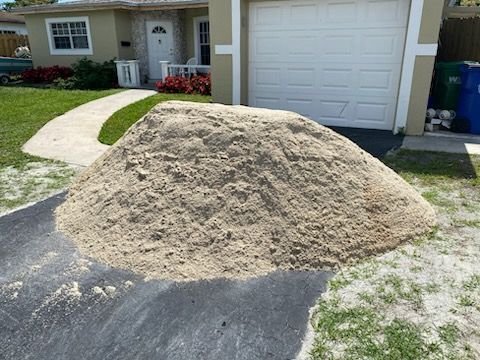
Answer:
[249,0,409,130]
[146,21,174,80]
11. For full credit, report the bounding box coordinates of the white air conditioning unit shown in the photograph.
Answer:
[115,60,141,88]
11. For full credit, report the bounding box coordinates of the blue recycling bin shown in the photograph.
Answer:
[457,64,480,134]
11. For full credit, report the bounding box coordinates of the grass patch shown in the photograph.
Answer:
[98,93,211,145]
[375,274,424,308]
[421,189,458,212]
[439,323,459,347]
[310,299,457,359]
[458,295,476,307]
[454,219,480,228]
[384,150,480,187]
[328,260,381,291]
[0,87,121,168]
[463,274,480,291]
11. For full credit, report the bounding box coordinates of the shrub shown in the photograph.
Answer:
[156,76,189,94]
[53,76,77,90]
[189,74,211,96]
[156,74,211,96]
[21,66,73,83]
[70,58,117,90]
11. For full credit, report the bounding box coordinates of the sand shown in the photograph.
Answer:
[56,101,436,281]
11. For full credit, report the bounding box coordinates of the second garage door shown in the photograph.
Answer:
[248,0,410,130]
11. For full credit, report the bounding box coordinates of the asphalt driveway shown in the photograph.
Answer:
[0,194,331,360]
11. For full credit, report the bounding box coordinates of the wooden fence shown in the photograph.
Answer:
[0,34,29,57]
[438,17,480,62]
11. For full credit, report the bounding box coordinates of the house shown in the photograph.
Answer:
[0,12,28,35]
[16,0,444,136]
[209,0,443,136]
[15,0,209,82]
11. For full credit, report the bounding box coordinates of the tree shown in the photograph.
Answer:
[2,0,57,11]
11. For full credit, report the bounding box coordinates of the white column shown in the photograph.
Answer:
[160,61,170,81]
[231,0,241,105]
[115,60,127,88]
[394,0,438,134]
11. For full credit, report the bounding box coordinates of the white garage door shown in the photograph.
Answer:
[248,0,410,130]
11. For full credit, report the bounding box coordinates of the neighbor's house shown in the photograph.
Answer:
[16,0,445,136]
[0,12,28,35]
[444,0,480,18]
[15,0,209,82]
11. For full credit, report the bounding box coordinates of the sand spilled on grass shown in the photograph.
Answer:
[56,102,436,281]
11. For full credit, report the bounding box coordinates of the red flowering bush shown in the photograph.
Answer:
[156,76,190,94]
[21,66,73,83]
[189,74,211,96]
[156,74,211,96]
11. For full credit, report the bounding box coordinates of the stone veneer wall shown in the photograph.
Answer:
[131,9,186,82]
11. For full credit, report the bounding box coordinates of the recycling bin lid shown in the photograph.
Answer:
[461,63,480,72]
[436,61,478,70]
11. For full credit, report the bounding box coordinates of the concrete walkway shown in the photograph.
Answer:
[23,89,156,167]
[402,132,480,155]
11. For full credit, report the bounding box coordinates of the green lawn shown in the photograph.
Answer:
[0,86,121,213]
[384,149,480,187]
[98,93,211,145]
[0,87,121,168]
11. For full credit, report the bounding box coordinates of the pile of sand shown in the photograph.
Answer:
[56,102,436,281]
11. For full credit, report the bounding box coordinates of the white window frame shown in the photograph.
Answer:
[193,16,210,65]
[45,16,93,56]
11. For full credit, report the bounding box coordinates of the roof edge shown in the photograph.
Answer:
[12,0,208,15]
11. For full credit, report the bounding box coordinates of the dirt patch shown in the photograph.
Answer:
[56,102,435,281]
[0,161,78,214]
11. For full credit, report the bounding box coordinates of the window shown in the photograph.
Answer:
[152,26,167,34]
[45,17,92,55]
[194,17,210,66]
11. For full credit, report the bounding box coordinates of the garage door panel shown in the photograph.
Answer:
[321,68,353,91]
[253,67,282,88]
[357,65,401,97]
[287,35,318,61]
[322,35,356,57]
[249,91,395,130]
[251,0,408,31]
[318,98,354,123]
[249,0,408,130]
[356,101,390,123]
[253,5,283,27]
[254,96,283,109]
[359,31,405,59]
[365,0,408,23]
[252,35,282,59]
[287,68,316,89]
[325,0,358,23]
[289,3,319,23]
[251,31,405,64]
[286,98,316,118]
[251,63,400,97]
